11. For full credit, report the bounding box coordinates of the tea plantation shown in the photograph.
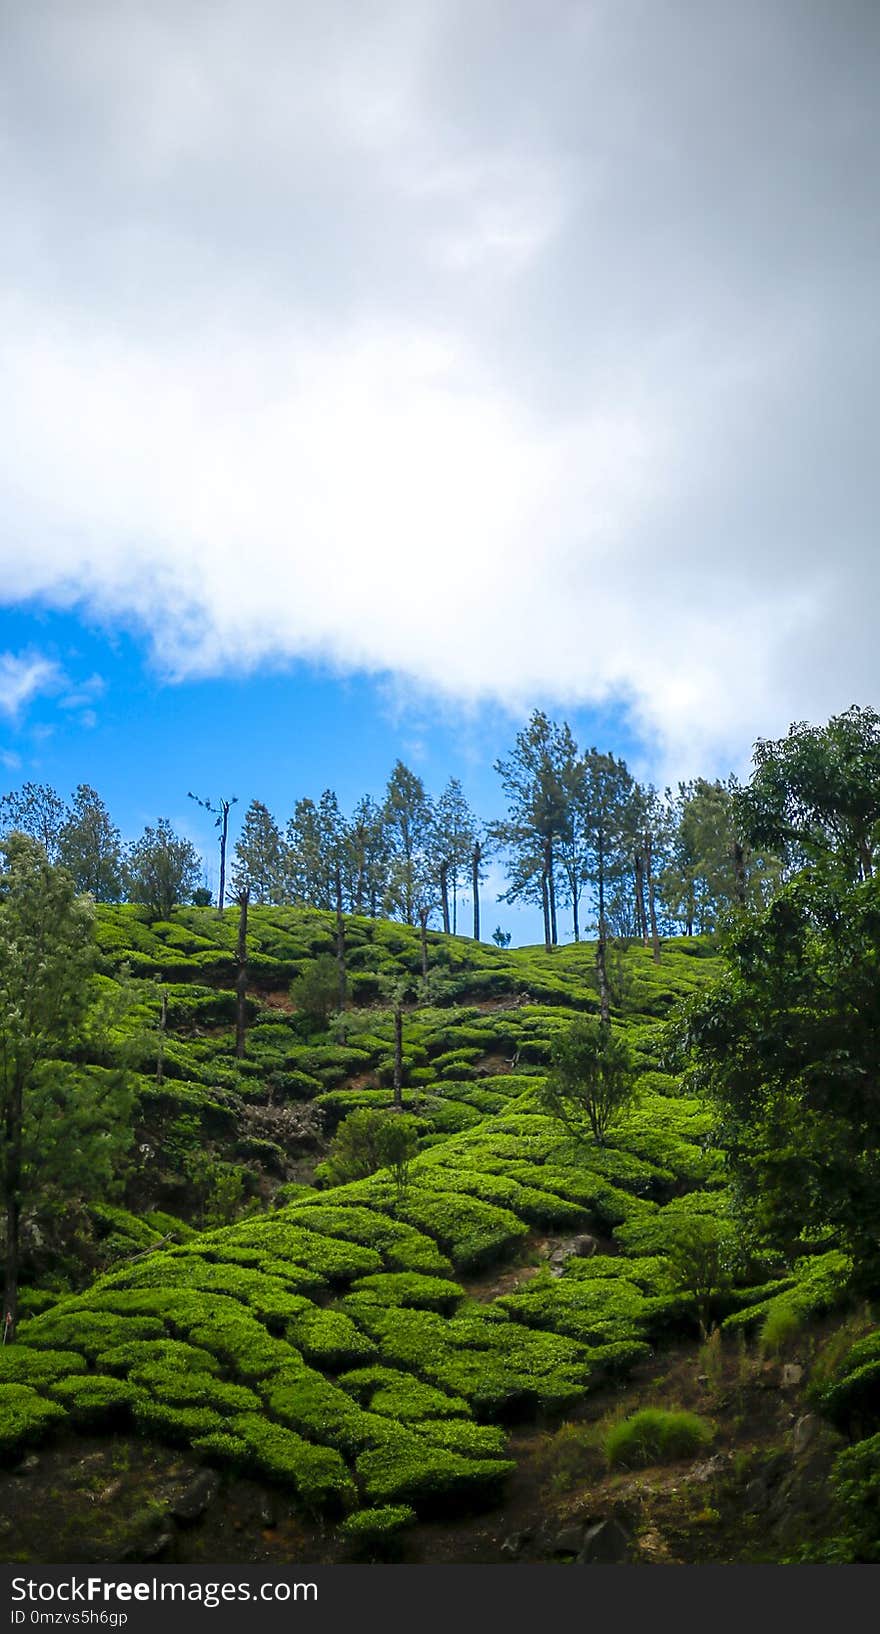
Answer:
[0,909,863,1548]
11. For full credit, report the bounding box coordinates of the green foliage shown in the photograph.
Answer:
[0,1383,66,1460]
[538,1016,635,1145]
[340,1504,416,1547]
[604,1408,714,1469]
[126,819,202,920]
[290,954,341,1030]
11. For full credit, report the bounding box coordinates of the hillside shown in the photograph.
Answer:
[0,910,866,1564]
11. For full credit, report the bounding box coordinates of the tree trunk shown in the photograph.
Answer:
[645,837,661,964]
[571,872,580,943]
[419,908,429,978]
[235,889,249,1059]
[541,867,551,954]
[439,862,450,935]
[635,852,648,943]
[472,841,481,941]
[546,839,558,947]
[335,863,347,1012]
[3,1074,23,1342]
[731,840,748,905]
[218,803,229,913]
[393,1003,403,1111]
[452,868,457,935]
[596,843,610,1025]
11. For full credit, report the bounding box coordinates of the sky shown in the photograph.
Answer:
[0,0,878,941]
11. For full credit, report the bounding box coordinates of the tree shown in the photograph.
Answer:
[126,819,202,920]
[383,762,433,927]
[538,1015,635,1146]
[492,926,512,948]
[347,794,389,916]
[434,779,477,935]
[187,792,237,911]
[318,1107,390,1187]
[376,1113,420,1208]
[231,799,285,904]
[740,705,880,882]
[0,783,66,861]
[0,836,132,1336]
[290,954,341,1032]
[665,1214,738,1340]
[494,711,570,951]
[57,784,124,901]
[580,749,634,1022]
[286,797,326,907]
[679,866,880,1291]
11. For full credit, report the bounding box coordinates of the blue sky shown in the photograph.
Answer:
[0,601,651,944]
[1,4,878,940]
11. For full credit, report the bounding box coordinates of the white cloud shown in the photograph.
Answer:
[0,1,877,781]
[0,652,62,719]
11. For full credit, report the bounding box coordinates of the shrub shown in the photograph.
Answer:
[760,1302,805,1356]
[0,1384,66,1459]
[605,1408,714,1469]
[49,1374,143,1427]
[339,1505,416,1550]
[289,954,341,1030]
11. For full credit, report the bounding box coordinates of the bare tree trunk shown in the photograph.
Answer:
[335,862,347,1012]
[472,841,482,941]
[218,802,230,914]
[439,862,450,935]
[452,868,457,935]
[235,888,249,1059]
[418,907,429,977]
[596,844,610,1025]
[3,1074,23,1342]
[541,866,551,954]
[393,1003,403,1111]
[546,839,558,947]
[645,836,661,964]
[570,871,580,943]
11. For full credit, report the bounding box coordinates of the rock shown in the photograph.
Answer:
[170,1471,220,1524]
[781,1363,804,1388]
[547,1235,598,1276]
[744,1478,769,1512]
[793,1414,819,1457]
[550,1525,586,1556]
[15,1454,39,1475]
[140,1531,174,1561]
[690,1453,728,1484]
[500,1531,528,1558]
[576,1520,632,1565]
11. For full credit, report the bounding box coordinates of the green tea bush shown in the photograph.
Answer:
[605,1408,714,1469]
[0,1384,67,1459]
[339,1366,469,1421]
[49,1373,143,1427]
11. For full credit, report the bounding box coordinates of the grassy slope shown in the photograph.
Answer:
[0,908,858,1551]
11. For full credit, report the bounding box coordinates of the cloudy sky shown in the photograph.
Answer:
[0,0,877,929]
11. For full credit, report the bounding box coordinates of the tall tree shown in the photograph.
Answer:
[232,799,285,904]
[187,793,237,911]
[0,783,66,862]
[347,794,388,917]
[494,711,570,951]
[434,778,477,935]
[57,784,124,902]
[580,749,634,1022]
[0,836,131,1336]
[740,705,880,882]
[382,762,433,927]
[286,798,326,907]
[126,819,201,920]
